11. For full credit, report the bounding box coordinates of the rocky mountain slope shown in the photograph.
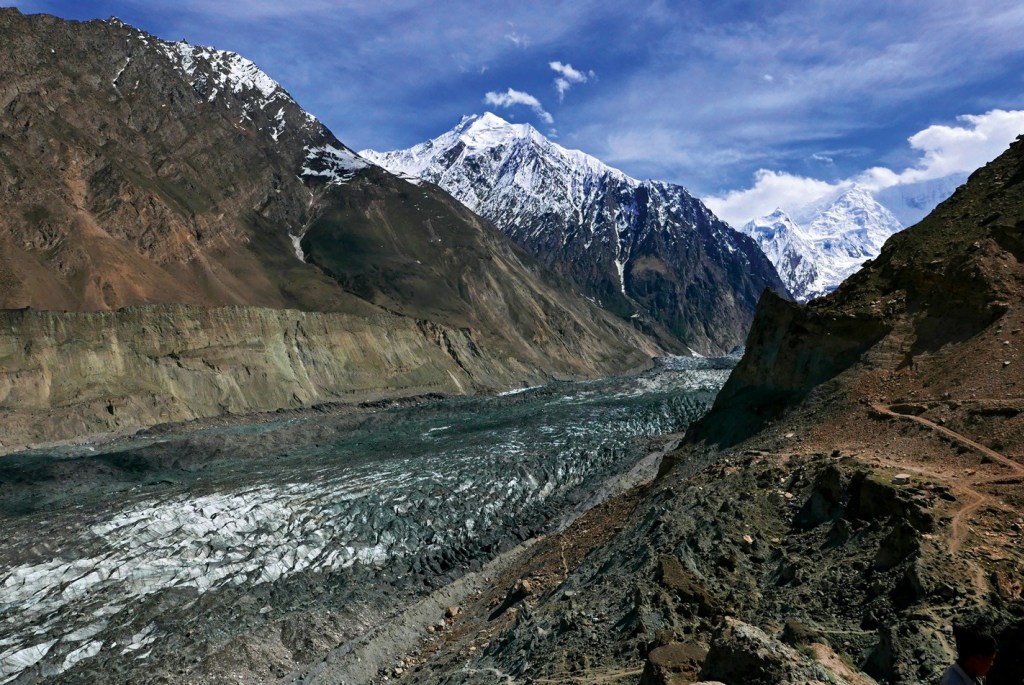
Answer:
[333,138,1024,684]
[362,113,788,355]
[741,186,904,301]
[0,9,662,445]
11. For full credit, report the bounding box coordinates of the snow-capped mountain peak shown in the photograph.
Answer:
[360,114,788,355]
[807,185,900,240]
[360,112,632,215]
[745,208,801,244]
[121,25,370,194]
[741,185,903,302]
[162,40,281,101]
[456,112,536,146]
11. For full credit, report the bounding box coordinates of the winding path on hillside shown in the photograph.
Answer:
[871,403,1024,474]
[870,402,1024,561]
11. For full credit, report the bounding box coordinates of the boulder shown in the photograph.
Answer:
[639,642,707,685]
[873,521,920,571]
[700,617,854,685]
[656,555,716,615]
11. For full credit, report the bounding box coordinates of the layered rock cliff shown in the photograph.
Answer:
[0,303,656,451]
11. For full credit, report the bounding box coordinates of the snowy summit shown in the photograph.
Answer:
[362,113,787,356]
[741,186,904,301]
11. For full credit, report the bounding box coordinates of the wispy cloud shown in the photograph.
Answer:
[705,109,1024,226]
[505,31,530,48]
[572,0,1024,193]
[705,171,849,228]
[14,0,1024,198]
[549,60,594,101]
[484,88,554,124]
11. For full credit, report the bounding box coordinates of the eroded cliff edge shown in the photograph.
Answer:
[0,304,654,451]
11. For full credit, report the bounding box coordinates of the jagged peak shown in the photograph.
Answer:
[831,183,880,206]
[747,207,797,229]
[455,111,541,149]
[362,113,633,186]
[160,40,282,100]
[456,111,516,132]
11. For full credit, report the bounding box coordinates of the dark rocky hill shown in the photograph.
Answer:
[0,9,662,445]
[334,138,1024,684]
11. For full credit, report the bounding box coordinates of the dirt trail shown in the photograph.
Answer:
[534,667,645,684]
[870,402,1024,591]
[871,403,1024,475]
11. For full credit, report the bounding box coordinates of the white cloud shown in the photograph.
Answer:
[705,109,1024,227]
[705,171,849,228]
[549,60,594,101]
[858,108,1024,189]
[484,88,554,125]
[504,31,529,48]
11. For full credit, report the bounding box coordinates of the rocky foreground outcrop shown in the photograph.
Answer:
[344,139,1024,684]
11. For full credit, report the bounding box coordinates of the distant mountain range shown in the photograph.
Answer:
[362,113,788,355]
[737,174,966,302]
[871,173,968,227]
[740,186,904,302]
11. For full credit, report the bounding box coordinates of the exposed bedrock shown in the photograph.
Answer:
[0,304,652,449]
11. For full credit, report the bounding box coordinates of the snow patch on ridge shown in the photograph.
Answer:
[290,233,305,262]
[300,144,369,186]
[160,41,280,100]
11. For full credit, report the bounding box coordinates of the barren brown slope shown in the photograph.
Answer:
[0,9,663,445]
[0,9,660,357]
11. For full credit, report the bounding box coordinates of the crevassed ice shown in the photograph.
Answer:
[0,367,723,681]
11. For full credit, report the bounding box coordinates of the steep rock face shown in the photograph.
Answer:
[0,9,663,442]
[0,10,355,312]
[693,135,1024,447]
[0,303,653,450]
[741,187,904,302]
[362,114,788,355]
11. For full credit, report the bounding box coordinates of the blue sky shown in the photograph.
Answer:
[9,1,1024,224]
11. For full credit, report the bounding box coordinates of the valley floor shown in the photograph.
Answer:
[0,361,725,684]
